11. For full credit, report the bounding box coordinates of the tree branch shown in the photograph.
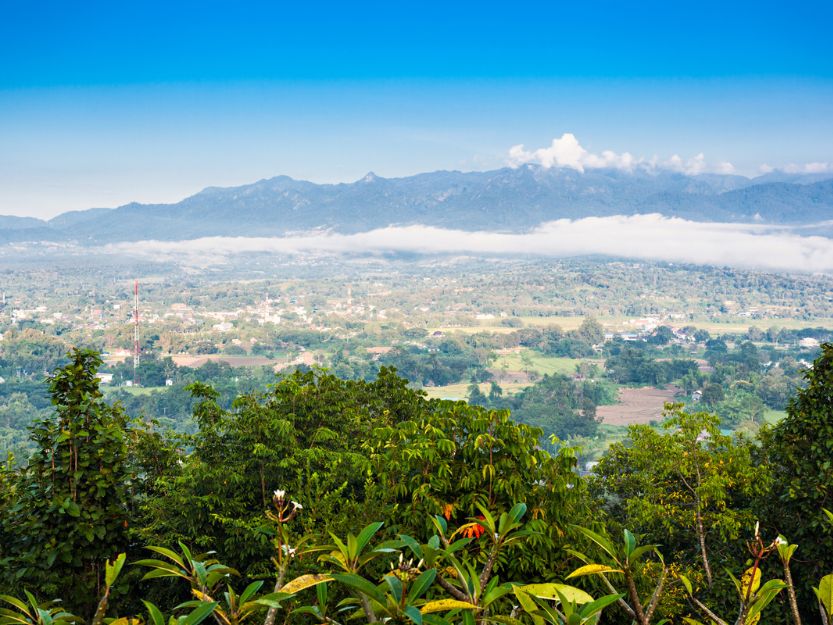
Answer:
[644,564,667,623]
[437,574,469,602]
[687,595,730,625]
[600,575,635,619]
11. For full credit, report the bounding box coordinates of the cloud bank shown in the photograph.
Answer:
[760,162,833,175]
[105,214,833,273]
[507,133,735,175]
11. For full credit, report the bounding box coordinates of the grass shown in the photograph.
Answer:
[763,408,787,424]
[566,423,631,464]
[491,349,602,377]
[430,325,519,335]
[420,381,529,400]
[515,316,589,330]
[103,385,163,396]
[435,315,833,337]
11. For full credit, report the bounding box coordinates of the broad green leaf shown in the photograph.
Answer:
[356,522,384,553]
[398,534,424,560]
[814,574,833,617]
[239,581,264,604]
[407,569,437,602]
[508,503,527,524]
[404,605,423,625]
[254,593,293,608]
[628,544,656,564]
[384,574,403,602]
[105,553,127,587]
[0,596,30,614]
[518,583,594,604]
[579,593,624,618]
[180,602,217,625]
[512,587,542,625]
[571,526,617,560]
[745,579,786,623]
[332,573,385,603]
[623,529,636,558]
[142,601,165,625]
[144,546,186,569]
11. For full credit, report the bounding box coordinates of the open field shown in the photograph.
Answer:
[763,408,787,424]
[170,354,279,368]
[420,381,530,400]
[430,325,520,335]
[491,349,602,377]
[436,315,833,337]
[597,385,680,425]
[103,385,162,397]
[515,316,589,330]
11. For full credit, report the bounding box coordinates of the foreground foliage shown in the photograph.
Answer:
[2,346,833,624]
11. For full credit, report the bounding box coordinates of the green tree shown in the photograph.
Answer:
[2,349,133,610]
[576,317,605,347]
[136,367,425,576]
[591,406,769,595]
[507,373,602,440]
[762,343,833,616]
[364,402,587,580]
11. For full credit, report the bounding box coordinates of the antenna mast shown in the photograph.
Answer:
[133,279,140,386]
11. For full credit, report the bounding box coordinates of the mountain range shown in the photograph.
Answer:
[3,166,833,244]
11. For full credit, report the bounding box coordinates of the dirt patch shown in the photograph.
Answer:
[171,354,277,368]
[597,385,680,426]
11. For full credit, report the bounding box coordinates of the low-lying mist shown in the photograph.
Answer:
[102,214,833,273]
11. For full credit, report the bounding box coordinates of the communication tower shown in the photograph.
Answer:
[133,280,140,386]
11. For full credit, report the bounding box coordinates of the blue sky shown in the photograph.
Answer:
[2,0,832,217]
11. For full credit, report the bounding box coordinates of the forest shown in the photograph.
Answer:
[1,346,832,625]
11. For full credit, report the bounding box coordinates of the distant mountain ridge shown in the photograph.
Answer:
[4,166,833,243]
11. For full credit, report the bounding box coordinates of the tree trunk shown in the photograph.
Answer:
[263,567,287,625]
[783,563,802,625]
[695,497,713,587]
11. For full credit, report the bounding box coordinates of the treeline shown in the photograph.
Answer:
[468,373,616,441]
[1,348,833,623]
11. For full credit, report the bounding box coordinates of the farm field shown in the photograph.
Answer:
[420,380,529,400]
[103,385,161,397]
[763,408,787,424]
[491,349,602,377]
[597,385,680,425]
[435,315,833,338]
[170,354,279,368]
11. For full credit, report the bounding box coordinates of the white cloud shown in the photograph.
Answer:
[507,133,735,175]
[104,215,833,273]
[782,162,833,174]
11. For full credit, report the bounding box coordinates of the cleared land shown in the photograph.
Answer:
[171,354,278,368]
[491,349,603,377]
[421,381,529,400]
[597,385,679,425]
[436,315,833,337]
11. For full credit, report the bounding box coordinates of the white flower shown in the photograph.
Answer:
[281,544,297,557]
[292,500,303,510]
[273,489,286,499]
